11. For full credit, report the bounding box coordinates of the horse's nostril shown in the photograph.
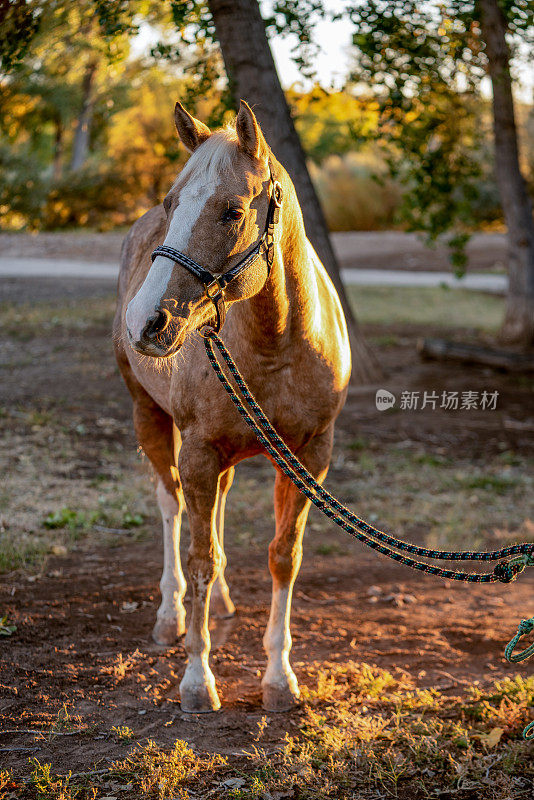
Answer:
[143,310,168,341]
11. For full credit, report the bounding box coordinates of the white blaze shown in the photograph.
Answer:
[125,175,218,342]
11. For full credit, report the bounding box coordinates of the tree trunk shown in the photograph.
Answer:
[70,61,97,171]
[207,0,381,382]
[478,0,534,348]
[52,115,63,182]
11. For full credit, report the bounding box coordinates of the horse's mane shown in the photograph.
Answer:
[177,127,239,187]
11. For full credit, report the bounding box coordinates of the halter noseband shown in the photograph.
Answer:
[150,169,283,332]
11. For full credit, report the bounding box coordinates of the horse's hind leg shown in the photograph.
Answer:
[262,427,333,712]
[132,397,186,645]
[210,466,236,618]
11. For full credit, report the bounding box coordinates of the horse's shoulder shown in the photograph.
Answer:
[302,238,351,388]
[305,239,346,325]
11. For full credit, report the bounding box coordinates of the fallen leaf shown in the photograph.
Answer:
[120,601,139,613]
[478,727,504,748]
[0,616,16,636]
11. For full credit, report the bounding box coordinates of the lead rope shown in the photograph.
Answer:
[200,326,534,738]
[505,618,534,739]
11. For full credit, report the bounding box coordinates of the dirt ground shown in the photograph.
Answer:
[1,275,533,794]
[0,229,508,271]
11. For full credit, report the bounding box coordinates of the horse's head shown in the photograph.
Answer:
[126,100,275,357]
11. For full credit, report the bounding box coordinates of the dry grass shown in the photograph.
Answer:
[4,667,533,799]
[311,152,402,231]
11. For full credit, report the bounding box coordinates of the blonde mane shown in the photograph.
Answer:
[177,128,239,187]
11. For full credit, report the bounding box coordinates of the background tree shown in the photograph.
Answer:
[348,0,534,347]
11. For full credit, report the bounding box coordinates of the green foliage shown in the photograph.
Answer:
[348,2,481,267]
[288,85,378,164]
[0,614,17,636]
[348,0,533,268]
[43,506,144,530]
[43,507,95,530]
[0,0,41,74]
[1,0,532,236]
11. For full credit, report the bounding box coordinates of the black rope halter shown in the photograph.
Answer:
[150,168,283,332]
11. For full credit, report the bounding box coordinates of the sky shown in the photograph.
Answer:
[262,1,353,90]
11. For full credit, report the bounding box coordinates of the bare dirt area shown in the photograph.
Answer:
[1,275,533,798]
[0,229,507,271]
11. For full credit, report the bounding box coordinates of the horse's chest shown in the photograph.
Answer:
[172,354,332,457]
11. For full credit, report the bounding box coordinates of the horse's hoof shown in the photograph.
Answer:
[152,618,185,646]
[180,683,221,713]
[262,683,301,712]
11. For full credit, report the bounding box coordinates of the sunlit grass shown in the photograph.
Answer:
[2,667,533,798]
[348,285,504,331]
[111,739,226,799]
[232,664,534,799]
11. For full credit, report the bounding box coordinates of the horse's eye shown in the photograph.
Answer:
[222,208,244,223]
[163,196,172,215]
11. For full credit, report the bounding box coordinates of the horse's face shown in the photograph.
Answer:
[126,101,272,357]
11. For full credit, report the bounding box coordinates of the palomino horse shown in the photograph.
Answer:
[114,100,351,713]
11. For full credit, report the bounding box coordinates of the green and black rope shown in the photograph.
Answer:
[200,326,534,739]
[505,617,534,740]
[201,328,534,585]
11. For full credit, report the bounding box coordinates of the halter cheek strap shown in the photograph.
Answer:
[150,169,283,332]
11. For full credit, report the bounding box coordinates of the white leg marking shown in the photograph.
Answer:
[262,586,299,702]
[153,481,186,644]
[180,573,221,712]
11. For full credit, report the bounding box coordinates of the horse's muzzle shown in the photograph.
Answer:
[127,308,187,358]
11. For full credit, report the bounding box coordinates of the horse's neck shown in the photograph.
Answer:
[232,174,312,352]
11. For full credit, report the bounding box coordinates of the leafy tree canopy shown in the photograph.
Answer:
[346,0,534,269]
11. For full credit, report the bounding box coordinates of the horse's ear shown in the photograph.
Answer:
[236,100,267,161]
[174,102,211,153]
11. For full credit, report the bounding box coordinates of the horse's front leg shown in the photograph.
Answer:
[263,427,333,711]
[179,440,224,712]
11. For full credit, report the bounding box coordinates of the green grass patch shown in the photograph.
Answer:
[348,286,504,331]
[455,473,519,494]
